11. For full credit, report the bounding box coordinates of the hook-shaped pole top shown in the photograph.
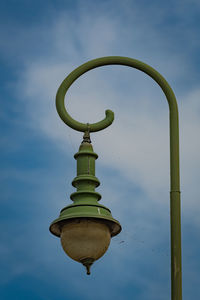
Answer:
[56,58,116,132]
[56,56,178,133]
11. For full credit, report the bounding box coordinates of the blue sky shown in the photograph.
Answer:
[0,0,200,299]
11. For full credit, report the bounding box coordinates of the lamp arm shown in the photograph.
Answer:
[56,56,182,300]
[56,57,177,133]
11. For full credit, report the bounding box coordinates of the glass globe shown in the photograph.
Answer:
[60,218,111,274]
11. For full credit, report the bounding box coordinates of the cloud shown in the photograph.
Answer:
[11,6,199,222]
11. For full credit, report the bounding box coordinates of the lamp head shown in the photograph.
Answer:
[49,138,121,274]
[50,210,121,274]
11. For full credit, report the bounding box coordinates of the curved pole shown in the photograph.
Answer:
[56,56,182,300]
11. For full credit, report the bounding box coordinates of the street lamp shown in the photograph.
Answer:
[50,129,121,275]
[49,56,182,299]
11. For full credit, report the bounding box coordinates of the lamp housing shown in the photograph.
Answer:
[50,139,121,274]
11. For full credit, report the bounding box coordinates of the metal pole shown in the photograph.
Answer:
[55,56,182,299]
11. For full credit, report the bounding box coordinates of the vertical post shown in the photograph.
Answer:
[170,191,182,299]
[169,106,182,300]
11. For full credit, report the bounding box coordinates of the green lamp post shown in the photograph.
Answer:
[49,56,182,299]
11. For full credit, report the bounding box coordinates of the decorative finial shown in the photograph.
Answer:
[80,258,94,275]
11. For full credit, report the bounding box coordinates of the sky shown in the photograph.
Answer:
[0,0,200,299]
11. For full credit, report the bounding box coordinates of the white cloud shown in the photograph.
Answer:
[12,8,199,228]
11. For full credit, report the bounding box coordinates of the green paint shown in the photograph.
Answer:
[50,56,182,299]
[50,138,121,238]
